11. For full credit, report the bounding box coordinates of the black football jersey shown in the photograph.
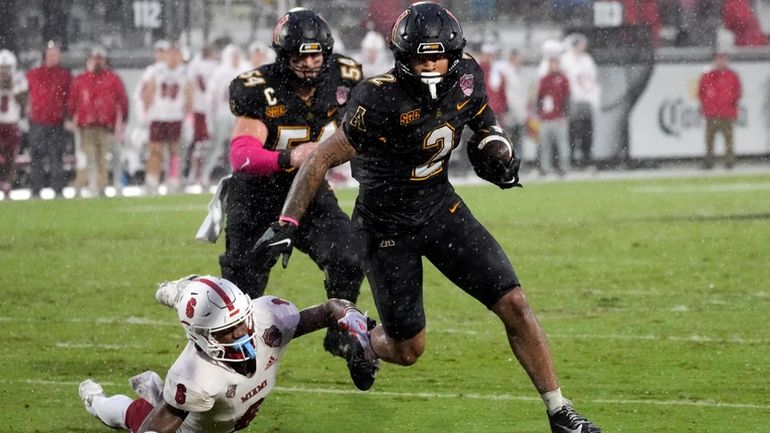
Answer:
[342,54,497,232]
[229,54,363,191]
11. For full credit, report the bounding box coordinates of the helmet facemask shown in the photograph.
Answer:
[287,52,326,84]
[191,313,258,362]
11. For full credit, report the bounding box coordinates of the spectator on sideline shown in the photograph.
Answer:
[0,49,28,200]
[359,30,392,77]
[79,275,375,433]
[247,40,273,70]
[561,33,600,168]
[141,42,189,194]
[537,39,564,78]
[67,47,128,197]
[498,49,528,165]
[202,44,249,187]
[478,42,509,126]
[129,40,169,186]
[184,45,219,186]
[698,51,742,169]
[536,52,571,176]
[25,40,71,198]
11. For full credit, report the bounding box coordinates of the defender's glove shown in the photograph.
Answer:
[337,308,376,361]
[252,221,297,269]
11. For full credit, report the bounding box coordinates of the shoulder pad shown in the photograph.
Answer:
[252,296,300,343]
[229,69,270,118]
[332,54,364,85]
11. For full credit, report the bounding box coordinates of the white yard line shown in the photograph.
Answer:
[3,316,767,345]
[10,379,770,410]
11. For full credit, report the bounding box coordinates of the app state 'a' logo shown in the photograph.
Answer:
[349,106,367,131]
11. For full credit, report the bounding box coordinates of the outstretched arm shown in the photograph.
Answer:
[280,127,356,222]
[294,298,360,338]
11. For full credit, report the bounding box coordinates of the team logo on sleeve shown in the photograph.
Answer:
[349,106,367,131]
[459,74,474,96]
[336,86,350,105]
[226,385,237,398]
[262,325,283,347]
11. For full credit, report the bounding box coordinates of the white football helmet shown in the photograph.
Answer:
[176,276,257,362]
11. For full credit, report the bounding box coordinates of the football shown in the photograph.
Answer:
[467,126,514,167]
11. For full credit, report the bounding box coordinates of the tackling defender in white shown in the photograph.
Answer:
[79,275,375,433]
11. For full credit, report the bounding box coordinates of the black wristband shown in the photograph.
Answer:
[277,149,292,170]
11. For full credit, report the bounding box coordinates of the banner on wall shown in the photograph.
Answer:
[629,62,770,158]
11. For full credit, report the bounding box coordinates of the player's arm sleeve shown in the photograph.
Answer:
[162,370,215,413]
[253,296,301,345]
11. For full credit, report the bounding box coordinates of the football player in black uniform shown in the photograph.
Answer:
[255,3,602,432]
[222,8,366,372]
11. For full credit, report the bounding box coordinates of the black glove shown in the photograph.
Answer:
[493,157,522,189]
[473,155,522,189]
[252,221,298,269]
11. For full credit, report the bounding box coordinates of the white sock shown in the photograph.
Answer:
[91,394,132,429]
[541,387,566,415]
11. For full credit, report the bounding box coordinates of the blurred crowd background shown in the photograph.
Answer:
[0,0,769,199]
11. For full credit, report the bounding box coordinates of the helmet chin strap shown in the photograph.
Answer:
[420,72,443,99]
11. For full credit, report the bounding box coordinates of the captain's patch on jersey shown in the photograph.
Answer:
[349,106,367,131]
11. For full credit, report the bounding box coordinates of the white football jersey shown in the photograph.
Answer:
[0,72,28,124]
[163,296,300,433]
[187,56,218,114]
[147,63,187,122]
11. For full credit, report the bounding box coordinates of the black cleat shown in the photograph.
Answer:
[548,404,601,433]
[346,337,379,391]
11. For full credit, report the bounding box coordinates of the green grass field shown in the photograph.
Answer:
[1,172,769,433]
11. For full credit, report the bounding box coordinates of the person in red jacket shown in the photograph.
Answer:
[68,47,128,196]
[698,52,742,169]
[536,54,571,176]
[25,41,72,198]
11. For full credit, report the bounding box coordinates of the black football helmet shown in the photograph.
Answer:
[272,8,334,86]
[390,2,466,100]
